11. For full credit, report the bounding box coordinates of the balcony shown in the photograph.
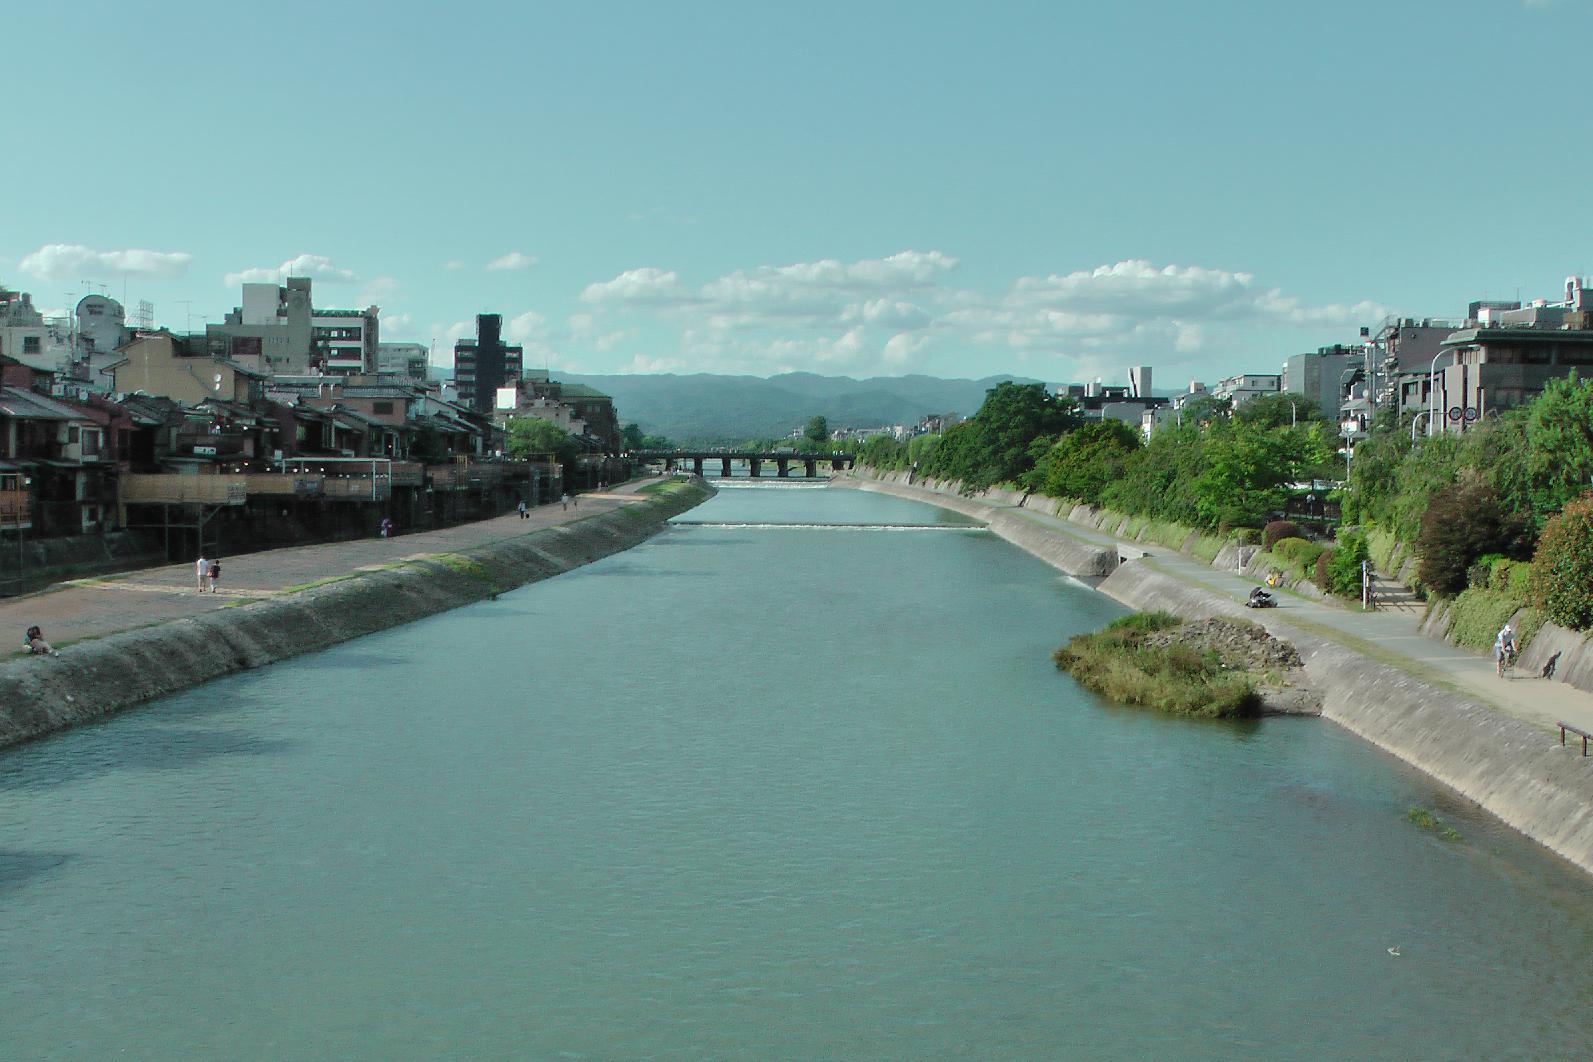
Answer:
[0,489,30,528]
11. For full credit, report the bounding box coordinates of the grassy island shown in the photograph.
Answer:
[1054,612,1309,719]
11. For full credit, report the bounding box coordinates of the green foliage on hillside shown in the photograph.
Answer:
[1531,496,1593,630]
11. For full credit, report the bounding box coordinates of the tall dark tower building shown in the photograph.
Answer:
[453,313,524,412]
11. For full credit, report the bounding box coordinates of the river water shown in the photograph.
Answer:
[3,483,1592,1060]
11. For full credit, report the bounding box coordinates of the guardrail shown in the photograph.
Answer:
[1559,722,1591,757]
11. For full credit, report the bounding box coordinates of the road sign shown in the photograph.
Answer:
[1448,406,1464,422]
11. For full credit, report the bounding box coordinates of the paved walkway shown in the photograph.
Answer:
[3,483,664,652]
[991,497,1593,736]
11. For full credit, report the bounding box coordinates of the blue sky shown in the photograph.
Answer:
[4,0,1591,384]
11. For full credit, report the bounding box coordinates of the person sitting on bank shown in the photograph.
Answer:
[24,625,60,657]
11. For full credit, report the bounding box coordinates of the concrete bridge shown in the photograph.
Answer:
[633,449,857,479]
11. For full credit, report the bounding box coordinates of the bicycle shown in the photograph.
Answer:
[1496,645,1517,677]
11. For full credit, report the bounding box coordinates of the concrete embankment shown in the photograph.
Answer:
[848,472,1593,876]
[0,481,713,750]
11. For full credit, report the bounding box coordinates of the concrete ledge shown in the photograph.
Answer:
[847,474,1117,577]
[0,482,714,750]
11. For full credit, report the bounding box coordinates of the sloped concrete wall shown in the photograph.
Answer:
[0,483,714,750]
[1100,560,1593,876]
[847,474,1116,577]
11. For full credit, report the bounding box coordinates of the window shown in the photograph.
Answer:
[22,336,41,354]
[83,430,102,457]
[372,401,394,414]
[69,427,80,443]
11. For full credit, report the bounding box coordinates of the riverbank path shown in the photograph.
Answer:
[885,485,1593,737]
[1,480,671,652]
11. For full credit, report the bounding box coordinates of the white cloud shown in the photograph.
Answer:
[622,354,687,373]
[381,312,415,336]
[21,244,192,281]
[504,311,549,343]
[359,276,400,305]
[581,267,688,304]
[572,251,1384,378]
[225,253,356,288]
[442,260,465,271]
[487,251,538,272]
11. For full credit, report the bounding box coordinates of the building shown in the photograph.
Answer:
[106,331,268,406]
[377,342,430,379]
[1283,345,1360,419]
[207,276,378,374]
[1212,373,1281,407]
[1059,377,1169,427]
[1435,324,1593,432]
[0,286,72,374]
[311,307,379,374]
[453,314,522,413]
[1368,315,1463,413]
[1416,277,1593,433]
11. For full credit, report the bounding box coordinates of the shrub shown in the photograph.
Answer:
[1445,587,1536,652]
[1531,495,1593,630]
[1272,537,1325,570]
[1326,530,1372,598]
[1315,548,1337,589]
[1416,474,1509,597]
[1229,528,1261,546]
[1263,520,1302,549]
[1504,561,1535,596]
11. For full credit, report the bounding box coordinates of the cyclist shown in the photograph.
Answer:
[1495,623,1518,676]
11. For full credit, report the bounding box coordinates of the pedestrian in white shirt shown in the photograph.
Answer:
[196,555,209,593]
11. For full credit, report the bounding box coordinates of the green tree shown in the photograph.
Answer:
[1023,419,1142,505]
[621,423,647,450]
[1415,473,1509,596]
[1233,391,1325,430]
[926,382,1080,492]
[1523,372,1593,531]
[804,416,829,447]
[507,417,583,466]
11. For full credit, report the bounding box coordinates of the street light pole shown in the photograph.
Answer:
[1428,350,1455,437]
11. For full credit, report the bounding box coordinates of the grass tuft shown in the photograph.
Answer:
[1053,612,1261,720]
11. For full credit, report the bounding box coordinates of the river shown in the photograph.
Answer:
[3,483,1591,1059]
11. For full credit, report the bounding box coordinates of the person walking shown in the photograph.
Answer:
[379,517,393,539]
[207,558,222,594]
[24,625,60,657]
[560,493,569,511]
[196,553,209,593]
[517,500,528,520]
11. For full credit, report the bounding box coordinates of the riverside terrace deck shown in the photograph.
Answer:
[635,449,856,478]
[0,481,660,652]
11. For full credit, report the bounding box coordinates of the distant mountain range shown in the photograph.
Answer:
[557,371,1047,443]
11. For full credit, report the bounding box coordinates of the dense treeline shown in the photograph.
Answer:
[859,374,1593,632]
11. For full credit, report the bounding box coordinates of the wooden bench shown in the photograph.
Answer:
[1558,722,1592,757]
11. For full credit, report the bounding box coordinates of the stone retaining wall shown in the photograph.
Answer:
[0,482,714,750]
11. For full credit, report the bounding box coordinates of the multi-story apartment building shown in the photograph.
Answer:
[1283,345,1360,420]
[377,342,430,379]
[453,314,522,413]
[207,277,378,374]
[1212,372,1281,407]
